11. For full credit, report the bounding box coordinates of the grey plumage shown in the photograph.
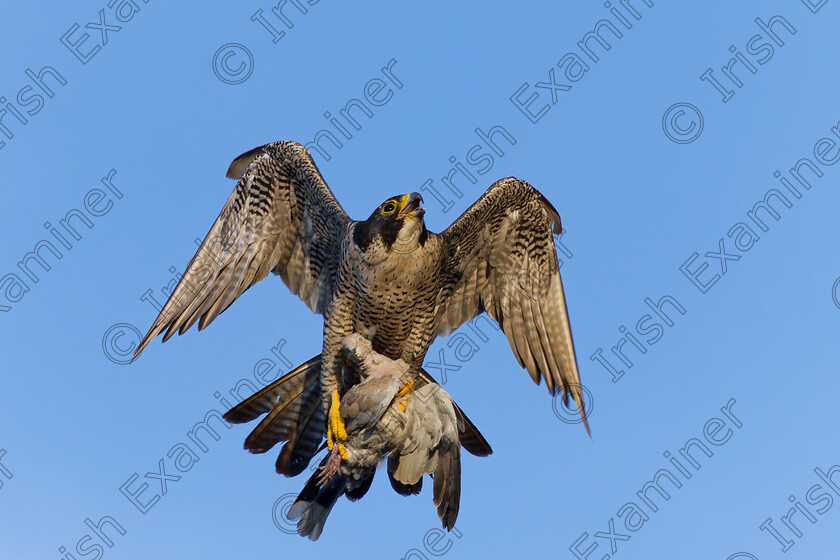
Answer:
[134,140,587,534]
[286,334,461,540]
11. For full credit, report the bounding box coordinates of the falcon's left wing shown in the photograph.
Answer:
[134,141,352,358]
[433,178,589,432]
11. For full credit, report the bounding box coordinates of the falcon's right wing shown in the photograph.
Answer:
[134,141,352,358]
[432,177,589,433]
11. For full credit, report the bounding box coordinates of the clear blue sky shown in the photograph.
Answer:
[2,1,839,559]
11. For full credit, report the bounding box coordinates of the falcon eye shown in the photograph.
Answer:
[382,201,397,214]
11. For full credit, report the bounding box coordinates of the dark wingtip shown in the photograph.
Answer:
[534,187,563,235]
[556,385,592,437]
[582,414,592,438]
[575,389,592,438]
[222,407,248,424]
[226,144,266,179]
[459,428,493,458]
[130,329,156,362]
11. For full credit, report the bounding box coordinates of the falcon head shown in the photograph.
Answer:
[353,192,427,255]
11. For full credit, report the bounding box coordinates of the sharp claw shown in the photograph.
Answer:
[321,390,348,483]
[318,444,343,485]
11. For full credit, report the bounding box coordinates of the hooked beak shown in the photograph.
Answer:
[398,192,425,218]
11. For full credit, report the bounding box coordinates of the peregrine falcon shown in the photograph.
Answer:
[133,140,587,518]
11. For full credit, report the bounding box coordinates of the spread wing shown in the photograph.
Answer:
[134,141,352,358]
[433,177,589,432]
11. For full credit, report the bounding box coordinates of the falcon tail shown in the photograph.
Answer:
[223,355,493,476]
[223,355,325,477]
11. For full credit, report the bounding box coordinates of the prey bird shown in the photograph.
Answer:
[288,334,462,540]
[133,141,587,527]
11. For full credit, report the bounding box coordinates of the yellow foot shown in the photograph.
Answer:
[327,389,348,460]
[395,380,414,398]
[396,380,414,412]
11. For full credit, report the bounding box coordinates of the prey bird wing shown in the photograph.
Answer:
[418,368,492,457]
[134,141,352,357]
[433,177,589,432]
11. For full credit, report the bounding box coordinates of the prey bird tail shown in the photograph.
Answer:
[432,442,461,531]
[386,381,463,531]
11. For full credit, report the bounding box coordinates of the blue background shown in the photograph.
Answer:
[1,1,838,559]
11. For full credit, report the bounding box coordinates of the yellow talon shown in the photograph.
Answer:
[337,441,348,460]
[395,380,414,398]
[399,400,407,412]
